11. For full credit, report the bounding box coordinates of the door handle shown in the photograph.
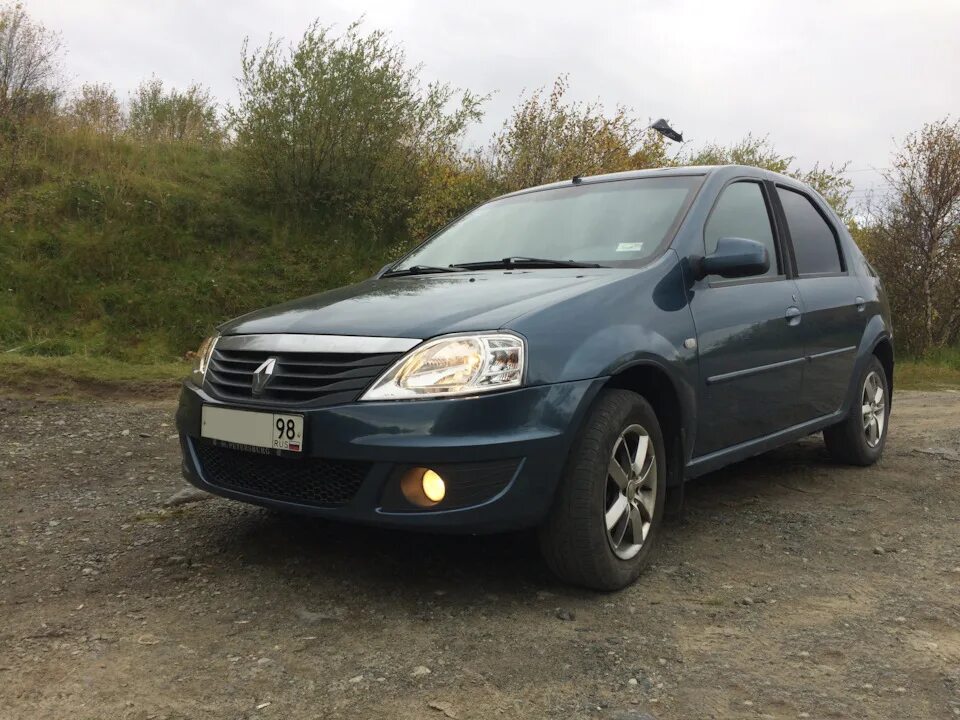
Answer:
[785,306,802,326]
[855,296,866,312]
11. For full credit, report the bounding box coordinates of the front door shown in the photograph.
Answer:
[689,180,808,457]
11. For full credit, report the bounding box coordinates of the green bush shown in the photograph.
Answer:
[229,20,483,233]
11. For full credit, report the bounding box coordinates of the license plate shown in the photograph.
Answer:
[201,406,304,452]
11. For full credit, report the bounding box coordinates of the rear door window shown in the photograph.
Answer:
[704,181,780,277]
[777,187,844,275]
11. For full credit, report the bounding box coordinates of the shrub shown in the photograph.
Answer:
[66,82,123,135]
[128,77,222,145]
[488,76,669,192]
[229,20,483,233]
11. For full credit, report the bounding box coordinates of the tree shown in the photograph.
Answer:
[67,82,123,135]
[229,19,483,230]
[128,77,222,145]
[0,1,61,134]
[488,76,669,192]
[0,1,60,196]
[866,118,960,353]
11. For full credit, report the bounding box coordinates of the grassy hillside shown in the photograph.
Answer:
[2,126,959,394]
[0,127,394,362]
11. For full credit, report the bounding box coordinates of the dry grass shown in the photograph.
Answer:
[896,359,960,390]
[0,352,188,399]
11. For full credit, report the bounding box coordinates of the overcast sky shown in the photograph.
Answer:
[26,0,960,205]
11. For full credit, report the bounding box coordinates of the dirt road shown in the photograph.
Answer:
[2,390,959,719]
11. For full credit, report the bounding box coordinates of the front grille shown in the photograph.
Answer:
[195,439,370,507]
[205,347,401,407]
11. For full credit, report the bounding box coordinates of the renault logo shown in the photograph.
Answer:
[252,357,278,396]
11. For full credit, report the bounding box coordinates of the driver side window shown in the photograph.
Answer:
[705,181,780,277]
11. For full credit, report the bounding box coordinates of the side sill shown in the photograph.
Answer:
[684,410,844,479]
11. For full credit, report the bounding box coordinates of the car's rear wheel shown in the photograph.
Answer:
[539,389,666,590]
[823,355,889,465]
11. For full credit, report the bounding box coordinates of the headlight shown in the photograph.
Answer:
[361,332,525,400]
[191,335,219,386]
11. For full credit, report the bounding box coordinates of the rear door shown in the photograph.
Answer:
[689,179,808,457]
[773,185,866,418]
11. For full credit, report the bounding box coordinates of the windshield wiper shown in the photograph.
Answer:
[456,257,605,270]
[382,264,466,277]
[384,257,604,276]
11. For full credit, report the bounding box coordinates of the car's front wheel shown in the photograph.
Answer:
[539,389,666,590]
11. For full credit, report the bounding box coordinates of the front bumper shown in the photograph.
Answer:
[175,378,605,533]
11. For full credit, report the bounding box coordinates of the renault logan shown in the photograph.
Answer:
[176,165,894,590]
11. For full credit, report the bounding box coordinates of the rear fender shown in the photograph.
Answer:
[840,315,894,419]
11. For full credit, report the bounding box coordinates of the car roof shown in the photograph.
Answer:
[498,164,808,199]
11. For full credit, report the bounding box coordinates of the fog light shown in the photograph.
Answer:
[399,467,446,507]
[422,469,445,502]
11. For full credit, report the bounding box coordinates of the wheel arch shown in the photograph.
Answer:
[604,361,691,488]
[840,313,895,418]
[872,337,894,401]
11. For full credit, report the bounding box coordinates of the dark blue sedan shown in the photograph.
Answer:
[176,165,894,590]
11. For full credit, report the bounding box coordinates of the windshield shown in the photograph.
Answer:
[395,175,703,270]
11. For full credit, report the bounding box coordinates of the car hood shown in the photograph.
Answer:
[219,269,634,339]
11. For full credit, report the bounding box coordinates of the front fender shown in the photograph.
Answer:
[545,323,698,473]
[509,251,696,385]
[507,250,698,466]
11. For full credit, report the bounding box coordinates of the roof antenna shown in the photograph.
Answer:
[572,175,582,184]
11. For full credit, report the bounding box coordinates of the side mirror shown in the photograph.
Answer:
[373,262,394,279]
[695,237,769,280]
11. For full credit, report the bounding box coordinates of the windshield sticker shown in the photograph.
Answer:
[615,242,644,252]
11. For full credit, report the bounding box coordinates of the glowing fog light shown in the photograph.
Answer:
[400,467,446,507]
[421,469,446,502]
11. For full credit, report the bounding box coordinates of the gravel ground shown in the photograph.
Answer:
[2,390,959,720]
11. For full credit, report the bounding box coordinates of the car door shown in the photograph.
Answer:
[773,185,866,418]
[689,179,808,457]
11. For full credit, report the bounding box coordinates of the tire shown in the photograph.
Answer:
[538,389,667,591]
[823,355,889,466]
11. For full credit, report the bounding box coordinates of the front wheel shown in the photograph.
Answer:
[823,355,889,465]
[539,389,667,590]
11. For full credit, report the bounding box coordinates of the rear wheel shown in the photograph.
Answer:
[824,355,889,465]
[539,389,667,590]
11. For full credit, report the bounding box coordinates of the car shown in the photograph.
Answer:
[175,164,894,590]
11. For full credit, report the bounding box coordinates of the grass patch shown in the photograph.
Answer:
[0,352,189,399]
[896,359,960,390]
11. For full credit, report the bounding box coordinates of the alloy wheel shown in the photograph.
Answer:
[862,370,886,448]
[604,424,658,560]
